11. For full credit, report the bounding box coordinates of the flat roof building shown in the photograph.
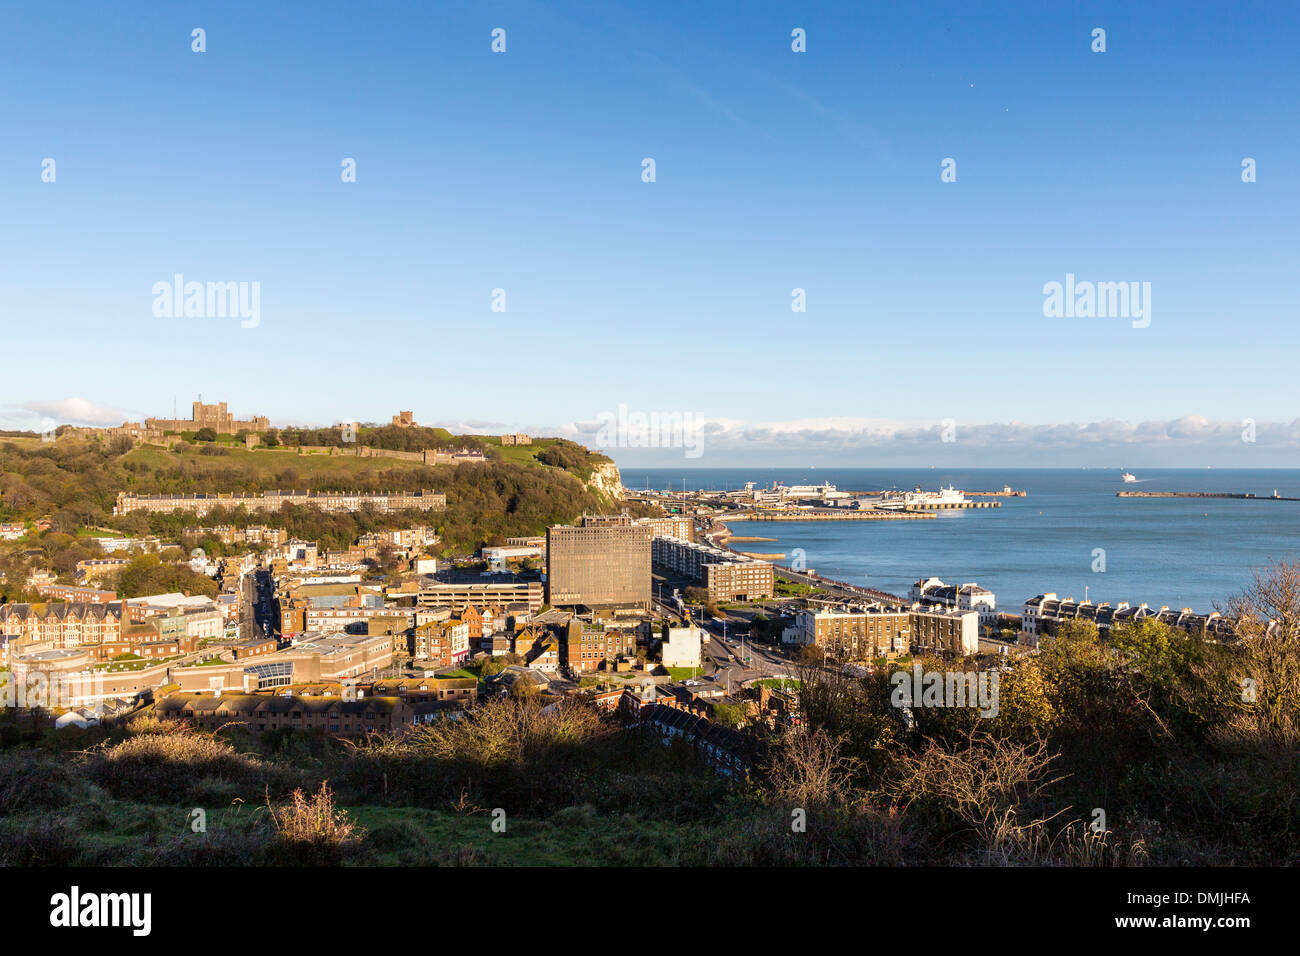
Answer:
[547,523,651,609]
[651,536,774,602]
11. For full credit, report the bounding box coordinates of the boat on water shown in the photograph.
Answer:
[877,484,968,509]
[1121,472,1137,483]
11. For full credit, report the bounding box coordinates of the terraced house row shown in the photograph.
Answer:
[781,603,981,658]
[0,598,224,661]
[1020,592,1237,642]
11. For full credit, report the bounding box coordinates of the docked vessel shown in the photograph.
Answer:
[877,484,984,510]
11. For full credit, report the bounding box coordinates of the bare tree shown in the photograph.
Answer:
[765,726,861,807]
[1218,560,1300,746]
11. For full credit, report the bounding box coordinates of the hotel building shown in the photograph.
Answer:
[650,536,774,602]
[547,523,652,609]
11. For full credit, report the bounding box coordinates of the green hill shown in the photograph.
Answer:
[0,433,624,554]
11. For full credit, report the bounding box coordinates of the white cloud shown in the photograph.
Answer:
[547,411,1300,466]
[4,398,132,430]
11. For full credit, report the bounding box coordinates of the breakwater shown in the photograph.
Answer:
[1118,491,1300,501]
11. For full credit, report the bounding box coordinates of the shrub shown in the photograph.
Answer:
[0,818,84,866]
[264,782,366,865]
[87,726,264,803]
[0,749,77,813]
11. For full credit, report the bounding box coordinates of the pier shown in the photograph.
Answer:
[740,510,936,521]
[888,500,1001,510]
[1118,491,1300,501]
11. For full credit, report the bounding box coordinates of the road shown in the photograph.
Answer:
[773,565,905,605]
[239,566,274,642]
[695,617,796,691]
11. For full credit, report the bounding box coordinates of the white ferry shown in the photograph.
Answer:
[1121,472,1137,483]
[878,484,968,509]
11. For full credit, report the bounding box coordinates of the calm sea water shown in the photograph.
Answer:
[619,468,1300,613]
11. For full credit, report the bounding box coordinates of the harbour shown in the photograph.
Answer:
[621,467,1300,611]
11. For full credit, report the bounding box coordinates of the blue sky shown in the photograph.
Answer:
[2,1,1298,465]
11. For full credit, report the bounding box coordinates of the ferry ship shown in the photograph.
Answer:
[1121,472,1137,483]
[877,484,969,509]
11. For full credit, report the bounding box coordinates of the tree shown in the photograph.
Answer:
[764,725,861,806]
[1218,560,1300,745]
[107,436,135,457]
[115,553,218,599]
[711,702,747,728]
[195,427,218,443]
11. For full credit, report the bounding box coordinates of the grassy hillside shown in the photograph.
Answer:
[0,434,620,556]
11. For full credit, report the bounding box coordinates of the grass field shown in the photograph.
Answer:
[434,666,480,681]
[120,443,439,480]
[0,796,718,867]
[665,667,704,681]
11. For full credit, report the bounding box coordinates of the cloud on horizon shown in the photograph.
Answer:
[4,402,1293,467]
[549,413,1300,467]
[3,398,133,430]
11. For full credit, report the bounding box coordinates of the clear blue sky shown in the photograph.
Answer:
[2,1,1297,464]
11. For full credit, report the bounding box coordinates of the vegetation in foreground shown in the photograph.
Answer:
[1,563,1298,867]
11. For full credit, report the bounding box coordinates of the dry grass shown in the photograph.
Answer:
[367,695,610,767]
[87,724,264,802]
[264,781,365,864]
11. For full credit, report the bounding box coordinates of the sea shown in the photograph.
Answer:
[617,468,1300,613]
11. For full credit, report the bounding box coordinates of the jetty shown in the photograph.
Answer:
[850,488,1024,499]
[740,510,935,521]
[1118,491,1300,501]
[891,499,1000,510]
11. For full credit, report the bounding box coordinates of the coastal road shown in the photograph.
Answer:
[774,566,906,605]
[697,618,794,689]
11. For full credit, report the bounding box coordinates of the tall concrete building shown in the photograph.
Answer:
[582,513,692,542]
[547,523,651,609]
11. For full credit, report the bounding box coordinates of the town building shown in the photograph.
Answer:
[413,619,470,668]
[156,693,412,737]
[36,584,117,604]
[183,525,289,548]
[910,577,997,626]
[1020,592,1235,643]
[625,699,756,777]
[546,523,652,609]
[650,536,774,602]
[561,620,637,673]
[414,579,544,612]
[660,624,704,669]
[782,603,979,658]
[75,558,130,583]
[483,544,545,565]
